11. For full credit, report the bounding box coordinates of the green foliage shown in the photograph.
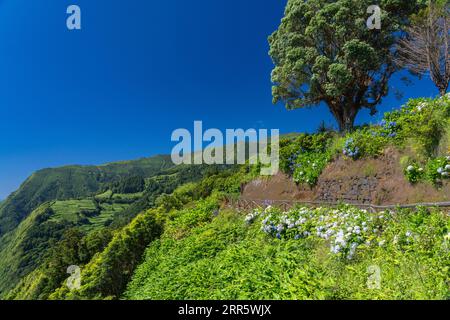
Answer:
[404,163,425,184]
[336,95,450,187]
[2,94,449,300]
[125,205,449,300]
[269,0,420,131]
[0,161,243,299]
[194,166,250,198]
[6,228,113,300]
[292,152,332,186]
[108,164,229,228]
[0,204,78,296]
[343,128,389,159]
[109,176,145,194]
[163,197,220,240]
[384,96,450,157]
[280,133,333,186]
[45,168,247,300]
[50,209,163,300]
[425,157,450,185]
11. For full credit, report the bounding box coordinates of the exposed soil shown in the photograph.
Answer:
[242,148,449,205]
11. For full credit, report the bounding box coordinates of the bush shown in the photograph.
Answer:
[280,133,334,186]
[404,156,450,185]
[248,205,386,260]
[404,164,425,184]
[342,128,389,159]
[292,152,332,186]
[125,205,449,300]
[425,157,450,185]
[384,96,450,157]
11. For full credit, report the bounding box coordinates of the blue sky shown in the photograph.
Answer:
[0,0,440,199]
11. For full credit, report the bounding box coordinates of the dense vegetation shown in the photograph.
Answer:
[0,159,232,298]
[125,204,449,299]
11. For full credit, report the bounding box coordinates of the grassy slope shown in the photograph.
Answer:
[124,204,449,300]
[0,204,55,295]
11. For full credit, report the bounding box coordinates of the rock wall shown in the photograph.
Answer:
[316,177,378,204]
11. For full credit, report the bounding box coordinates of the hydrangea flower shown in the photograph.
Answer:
[343,138,360,159]
[251,205,397,260]
[417,102,427,112]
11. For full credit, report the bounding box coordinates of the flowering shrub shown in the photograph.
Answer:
[404,164,424,184]
[343,138,360,159]
[425,157,450,184]
[246,205,394,260]
[280,133,333,186]
[279,96,449,187]
[377,120,400,139]
[280,133,332,173]
[342,128,388,159]
[292,152,332,186]
[383,96,450,157]
[244,208,262,225]
[125,198,450,300]
[404,156,450,185]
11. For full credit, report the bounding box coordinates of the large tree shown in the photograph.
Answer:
[269,0,420,132]
[395,0,450,96]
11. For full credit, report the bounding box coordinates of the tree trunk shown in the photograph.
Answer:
[332,104,358,133]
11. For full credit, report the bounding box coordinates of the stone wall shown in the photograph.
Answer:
[315,177,379,204]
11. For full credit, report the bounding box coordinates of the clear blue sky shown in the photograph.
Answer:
[0,0,439,199]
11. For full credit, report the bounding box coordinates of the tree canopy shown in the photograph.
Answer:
[269,0,420,131]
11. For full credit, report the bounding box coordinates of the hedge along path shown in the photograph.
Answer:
[224,197,450,214]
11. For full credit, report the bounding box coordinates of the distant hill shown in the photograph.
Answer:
[0,155,174,235]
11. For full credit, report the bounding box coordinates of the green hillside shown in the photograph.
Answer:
[0,155,174,235]
[0,157,229,298]
[0,195,134,296]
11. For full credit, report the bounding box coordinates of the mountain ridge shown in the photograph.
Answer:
[0,154,175,235]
